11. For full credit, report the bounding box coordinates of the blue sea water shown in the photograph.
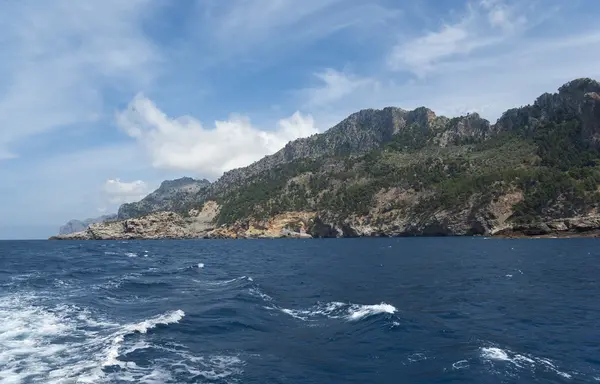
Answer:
[0,238,599,383]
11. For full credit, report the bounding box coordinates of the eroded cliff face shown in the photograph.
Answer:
[51,191,600,240]
[52,201,219,240]
[117,177,211,220]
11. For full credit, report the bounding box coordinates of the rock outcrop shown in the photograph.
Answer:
[59,214,117,235]
[118,177,211,219]
[52,201,219,240]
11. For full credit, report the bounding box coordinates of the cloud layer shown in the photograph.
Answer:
[103,179,149,205]
[0,0,159,158]
[116,95,319,177]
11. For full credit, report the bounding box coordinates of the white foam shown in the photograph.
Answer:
[278,301,397,322]
[248,287,273,302]
[103,309,186,368]
[506,274,513,278]
[407,353,427,363]
[481,347,510,362]
[0,294,115,383]
[452,360,469,370]
[347,303,397,321]
[127,309,185,335]
[125,252,138,258]
[480,346,572,379]
[0,293,198,383]
[204,276,248,286]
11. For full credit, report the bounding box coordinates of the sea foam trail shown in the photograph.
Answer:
[0,293,199,383]
[0,294,118,383]
[480,346,573,379]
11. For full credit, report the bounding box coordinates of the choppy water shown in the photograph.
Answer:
[1,238,599,383]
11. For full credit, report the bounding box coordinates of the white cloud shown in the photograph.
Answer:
[116,95,319,177]
[0,0,159,156]
[103,179,149,204]
[388,0,529,76]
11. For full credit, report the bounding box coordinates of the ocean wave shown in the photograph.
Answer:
[480,346,573,379]
[276,301,397,322]
[201,276,250,287]
[248,289,274,304]
[103,309,185,368]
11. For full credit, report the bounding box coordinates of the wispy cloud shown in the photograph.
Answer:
[190,0,400,66]
[301,69,378,107]
[0,0,160,157]
[116,95,319,178]
[299,0,600,124]
[388,0,532,76]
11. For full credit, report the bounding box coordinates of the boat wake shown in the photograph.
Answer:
[0,293,242,383]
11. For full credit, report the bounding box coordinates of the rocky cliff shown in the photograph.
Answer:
[117,177,210,219]
[52,78,600,239]
[58,214,117,235]
[53,201,219,240]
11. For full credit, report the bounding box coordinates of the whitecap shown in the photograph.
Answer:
[248,287,273,302]
[481,347,515,363]
[480,346,572,379]
[277,301,397,322]
[346,303,397,321]
[506,274,513,278]
[125,252,137,258]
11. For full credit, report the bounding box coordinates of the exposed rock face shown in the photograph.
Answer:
[495,78,600,140]
[206,211,315,239]
[52,201,219,240]
[59,214,117,235]
[210,107,492,194]
[118,177,211,219]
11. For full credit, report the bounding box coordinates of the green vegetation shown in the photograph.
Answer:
[214,106,600,227]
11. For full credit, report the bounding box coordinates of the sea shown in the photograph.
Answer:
[0,238,599,383]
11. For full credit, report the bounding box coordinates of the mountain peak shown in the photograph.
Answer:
[159,177,210,190]
[558,78,600,96]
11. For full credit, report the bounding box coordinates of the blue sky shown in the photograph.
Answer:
[1,0,600,239]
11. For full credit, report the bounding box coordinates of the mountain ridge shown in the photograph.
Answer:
[52,77,600,239]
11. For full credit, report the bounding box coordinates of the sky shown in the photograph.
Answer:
[1,0,600,239]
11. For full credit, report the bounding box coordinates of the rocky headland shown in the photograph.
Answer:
[51,78,600,240]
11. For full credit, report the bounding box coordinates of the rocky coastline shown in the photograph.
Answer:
[50,201,600,240]
[51,79,600,241]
